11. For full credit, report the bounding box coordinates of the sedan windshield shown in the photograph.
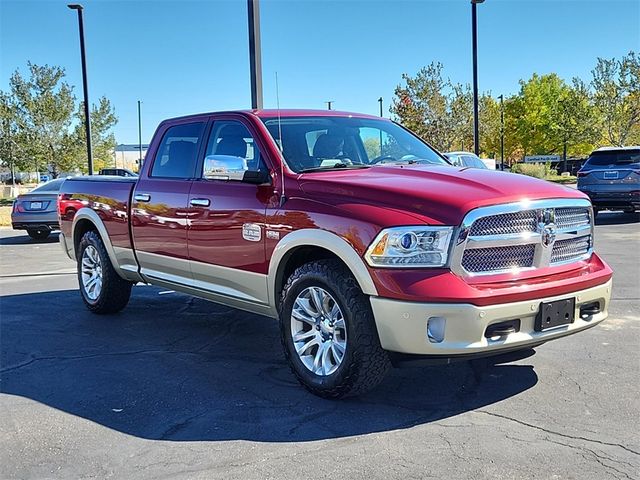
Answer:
[262,116,448,173]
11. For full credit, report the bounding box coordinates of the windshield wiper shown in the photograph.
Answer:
[299,163,370,173]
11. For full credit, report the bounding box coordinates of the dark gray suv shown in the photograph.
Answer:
[577,146,640,214]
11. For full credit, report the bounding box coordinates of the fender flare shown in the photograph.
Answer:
[71,208,140,282]
[268,229,378,308]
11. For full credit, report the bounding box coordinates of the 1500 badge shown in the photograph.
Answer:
[242,223,262,242]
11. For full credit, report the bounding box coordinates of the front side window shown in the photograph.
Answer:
[151,122,205,178]
[202,120,265,181]
[262,116,448,173]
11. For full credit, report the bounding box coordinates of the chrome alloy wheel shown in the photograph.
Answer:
[290,286,347,376]
[81,245,103,301]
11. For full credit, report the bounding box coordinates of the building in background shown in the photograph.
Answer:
[113,144,149,172]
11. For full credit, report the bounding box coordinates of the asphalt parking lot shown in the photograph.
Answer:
[1,212,639,480]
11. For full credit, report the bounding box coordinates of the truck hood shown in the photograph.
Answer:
[298,165,586,226]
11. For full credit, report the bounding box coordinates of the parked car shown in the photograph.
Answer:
[11,178,66,240]
[577,146,640,214]
[445,151,489,169]
[39,174,51,183]
[98,168,138,177]
[58,109,612,398]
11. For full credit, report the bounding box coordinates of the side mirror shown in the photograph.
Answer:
[242,169,271,185]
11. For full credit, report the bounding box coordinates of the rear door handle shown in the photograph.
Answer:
[134,193,151,202]
[190,198,210,207]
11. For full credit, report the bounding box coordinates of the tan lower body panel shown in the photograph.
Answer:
[370,279,612,355]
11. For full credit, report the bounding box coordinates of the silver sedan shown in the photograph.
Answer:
[11,178,65,240]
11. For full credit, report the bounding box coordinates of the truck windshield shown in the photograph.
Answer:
[262,116,449,173]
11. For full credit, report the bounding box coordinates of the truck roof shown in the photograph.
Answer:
[161,109,385,124]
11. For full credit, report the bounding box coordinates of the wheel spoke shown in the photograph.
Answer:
[292,330,316,343]
[296,336,319,356]
[292,306,316,325]
[296,297,319,319]
[309,288,324,314]
[334,318,345,330]
[313,342,326,374]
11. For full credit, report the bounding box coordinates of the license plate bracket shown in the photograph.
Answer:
[535,298,575,332]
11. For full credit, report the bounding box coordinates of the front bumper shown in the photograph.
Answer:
[370,279,611,356]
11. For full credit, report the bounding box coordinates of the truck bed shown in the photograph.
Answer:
[59,176,137,251]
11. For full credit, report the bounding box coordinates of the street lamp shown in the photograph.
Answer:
[325,101,334,110]
[68,3,93,175]
[378,97,384,156]
[137,100,143,167]
[498,94,504,171]
[471,0,485,156]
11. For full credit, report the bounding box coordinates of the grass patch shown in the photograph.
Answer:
[0,206,12,226]
[0,198,15,206]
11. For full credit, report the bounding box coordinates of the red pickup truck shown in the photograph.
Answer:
[58,109,612,398]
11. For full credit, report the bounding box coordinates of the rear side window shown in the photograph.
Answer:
[31,179,65,193]
[586,149,640,166]
[151,122,205,178]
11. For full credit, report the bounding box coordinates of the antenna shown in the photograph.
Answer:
[275,72,286,207]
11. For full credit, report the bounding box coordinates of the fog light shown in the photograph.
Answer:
[427,316,446,343]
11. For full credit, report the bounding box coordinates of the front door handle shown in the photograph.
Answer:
[190,198,210,207]
[134,193,151,202]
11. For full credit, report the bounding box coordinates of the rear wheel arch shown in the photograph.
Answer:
[71,208,129,281]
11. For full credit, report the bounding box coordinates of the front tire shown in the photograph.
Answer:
[77,230,132,314]
[27,229,50,240]
[278,259,391,398]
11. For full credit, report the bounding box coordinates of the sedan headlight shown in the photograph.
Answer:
[364,226,454,268]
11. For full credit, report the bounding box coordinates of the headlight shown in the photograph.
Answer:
[364,226,454,268]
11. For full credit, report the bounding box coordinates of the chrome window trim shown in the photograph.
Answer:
[450,198,594,278]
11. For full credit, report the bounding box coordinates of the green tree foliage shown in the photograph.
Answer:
[0,62,118,177]
[591,51,640,146]
[392,52,639,163]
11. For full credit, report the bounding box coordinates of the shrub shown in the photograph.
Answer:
[510,163,546,179]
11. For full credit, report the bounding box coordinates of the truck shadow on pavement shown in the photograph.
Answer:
[1,286,538,442]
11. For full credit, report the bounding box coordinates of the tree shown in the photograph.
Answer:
[391,62,453,151]
[68,96,118,173]
[591,51,640,146]
[0,62,118,177]
[554,78,598,166]
[8,63,76,176]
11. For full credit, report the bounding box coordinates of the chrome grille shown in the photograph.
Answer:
[555,208,591,230]
[469,211,538,236]
[462,244,536,273]
[551,235,591,264]
[451,200,594,277]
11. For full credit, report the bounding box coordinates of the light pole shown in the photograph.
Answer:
[378,97,384,156]
[247,0,263,109]
[137,100,143,167]
[325,101,334,110]
[498,94,504,171]
[68,4,93,175]
[471,0,484,157]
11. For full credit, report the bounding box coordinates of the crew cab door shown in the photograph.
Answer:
[131,120,206,284]
[187,117,274,304]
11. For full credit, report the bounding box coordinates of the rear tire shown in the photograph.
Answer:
[278,259,391,398]
[77,230,132,314]
[27,229,50,240]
